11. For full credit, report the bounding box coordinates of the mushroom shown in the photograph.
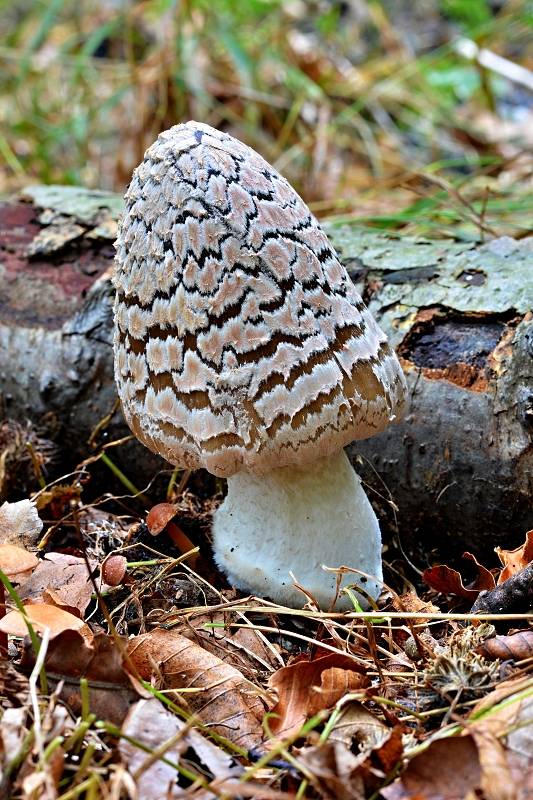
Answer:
[113,122,407,610]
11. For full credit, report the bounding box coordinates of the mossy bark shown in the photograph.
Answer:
[325,224,533,562]
[0,186,531,559]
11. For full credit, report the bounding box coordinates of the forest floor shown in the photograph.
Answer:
[0,457,532,799]
[1,1,532,797]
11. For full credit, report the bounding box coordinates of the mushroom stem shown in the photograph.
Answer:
[212,450,383,610]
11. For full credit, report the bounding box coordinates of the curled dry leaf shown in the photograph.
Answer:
[0,604,93,642]
[423,551,495,599]
[17,553,93,615]
[125,628,267,749]
[0,499,43,548]
[382,735,482,800]
[307,667,369,717]
[120,698,238,800]
[0,544,38,580]
[268,653,369,739]
[477,630,533,661]
[496,530,533,584]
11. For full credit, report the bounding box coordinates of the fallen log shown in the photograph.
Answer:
[0,185,531,560]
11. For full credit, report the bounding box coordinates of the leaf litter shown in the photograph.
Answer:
[0,476,532,799]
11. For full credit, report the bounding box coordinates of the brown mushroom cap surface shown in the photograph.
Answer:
[114,122,406,477]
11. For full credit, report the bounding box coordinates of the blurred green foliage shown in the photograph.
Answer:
[0,0,531,239]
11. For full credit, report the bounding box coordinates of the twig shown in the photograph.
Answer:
[455,38,533,92]
[471,563,533,615]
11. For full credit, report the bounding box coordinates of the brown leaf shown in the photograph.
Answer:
[384,679,533,800]
[392,590,440,622]
[35,483,82,520]
[299,725,403,800]
[126,628,266,749]
[381,735,482,800]
[0,604,93,641]
[298,740,367,800]
[328,702,390,751]
[477,630,533,661]
[423,552,495,599]
[496,530,533,583]
[308,667,368,717]
[17,553,93,615]
[268,653,369,738]
[176,610,282,679]
[0,543,38,580]
[21,629,139,725]
[469,680,533,800]
[119,698,238,799]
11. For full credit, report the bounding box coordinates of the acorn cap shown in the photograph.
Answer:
[114,122,406,477]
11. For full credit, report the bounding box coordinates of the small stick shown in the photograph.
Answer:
[471,562,533,615]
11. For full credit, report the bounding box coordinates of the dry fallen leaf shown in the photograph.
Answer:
[469,678,533,800]
[176,610,282,679]
[0,707,28,771]
[0,604,93,642]
[307,667,368,717]
[120,698,238,800]
[21,629,139,725]
[17,553,93,616]
[392,590,440,621]
[477,630,533,661]
[496,530,533,584]
[328,701,391,750]
[383,676,533,800]
[0,499,43,548]
[268,653,369,738]
[0,544,39,580]
[126,627,267,749]
[298,724,403,800]
[423,552,495,599]
[381,735,482,800]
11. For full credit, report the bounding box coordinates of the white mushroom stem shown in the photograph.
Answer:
[212,450,383,610]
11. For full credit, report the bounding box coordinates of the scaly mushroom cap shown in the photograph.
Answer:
[113,122,406,477]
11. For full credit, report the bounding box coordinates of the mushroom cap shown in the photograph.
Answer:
[114,122,406,478]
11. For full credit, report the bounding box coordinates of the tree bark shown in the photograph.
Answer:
[0,186,531,558]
